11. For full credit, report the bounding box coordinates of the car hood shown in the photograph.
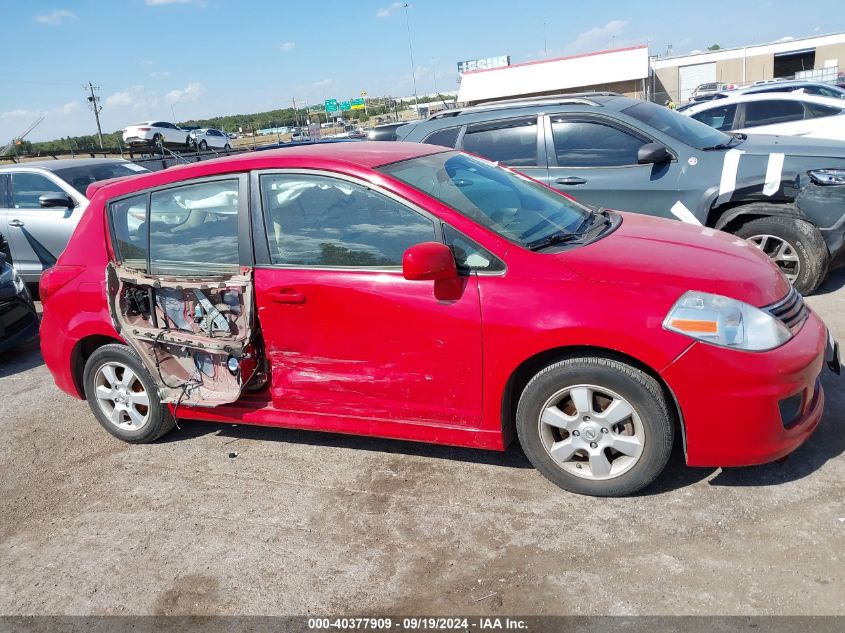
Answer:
[735,133,845,160]
[558,213,791,308]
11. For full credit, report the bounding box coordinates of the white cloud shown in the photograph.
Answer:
[59,101,81,115]
[777,35,795,43]
[563,19,627,55]
[105,85,159,110]
[150,70,171,78]
[280,42,295,52]
[313,78,334,87]
[1,109,43,120]
[165,82,203,104]
[376,2,405,18]
[146,0,193,5]
[34,9,78,26]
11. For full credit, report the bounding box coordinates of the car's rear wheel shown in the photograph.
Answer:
[83,344,175,443]
[152,134,164,153]
[733,214,828,294]
[516,357,674,497]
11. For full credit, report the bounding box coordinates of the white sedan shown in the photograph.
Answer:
[189,128,232,151]
[683,92,845,142]
[122,121,191,150]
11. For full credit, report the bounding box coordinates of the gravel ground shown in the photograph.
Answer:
[0,272,843,617]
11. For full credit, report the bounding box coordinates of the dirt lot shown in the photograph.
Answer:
[0,272,843,617]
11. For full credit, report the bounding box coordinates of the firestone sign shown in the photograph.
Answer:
[457,55,510,74]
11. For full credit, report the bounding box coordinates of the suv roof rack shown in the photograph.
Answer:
[427,92,620,120]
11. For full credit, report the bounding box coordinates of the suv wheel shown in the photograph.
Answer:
[733,214,829,294]
[199,140,208,151]
[83,344,175,443]
[516,357,674,497]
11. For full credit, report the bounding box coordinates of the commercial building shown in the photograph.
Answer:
[457,46,650,105]
[456,32,845,106]
[652,32,845,102]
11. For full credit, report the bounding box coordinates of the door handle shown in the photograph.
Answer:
[8,219,24,227]
[271,288,306,304]
[555,176,587,186]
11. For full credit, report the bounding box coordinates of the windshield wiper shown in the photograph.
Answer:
[526,230,585,251]
[701,132,746,151]
[526,210,612,251]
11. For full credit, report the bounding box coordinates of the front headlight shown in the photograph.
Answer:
[808,169,845,186]
[663,291,792,351]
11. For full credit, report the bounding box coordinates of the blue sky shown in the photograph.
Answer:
[2,0,844,142]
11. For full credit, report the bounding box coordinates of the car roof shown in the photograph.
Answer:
[0,157,132,172]
[719,81,844,96]
[684,91,845,115]
[88,141,450,200]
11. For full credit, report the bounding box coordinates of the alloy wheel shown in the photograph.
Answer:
[747,234,801,282]
[93,362,151,431]
[537,384,645,480]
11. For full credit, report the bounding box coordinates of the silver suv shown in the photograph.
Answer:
[0,158,149,282]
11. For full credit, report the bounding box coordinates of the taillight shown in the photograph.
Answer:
[39,265,84,302]
[137,127,151,131]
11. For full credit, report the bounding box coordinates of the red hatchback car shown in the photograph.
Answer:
[40,143,839,496]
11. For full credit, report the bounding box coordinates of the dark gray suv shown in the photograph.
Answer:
[397,94,845,294]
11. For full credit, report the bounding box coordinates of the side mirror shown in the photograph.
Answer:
[39,193,74,208]
[403,242,457,281]
[637,142,672,165]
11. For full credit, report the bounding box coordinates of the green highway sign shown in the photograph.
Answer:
[340,101,351,111]
[351,97,366,110]
[324,99,339,112]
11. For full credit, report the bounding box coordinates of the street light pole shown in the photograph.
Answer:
[402,3,419,119]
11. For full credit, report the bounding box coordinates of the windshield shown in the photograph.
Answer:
[622,101,733,150]
[378,151,592,248]
[54,162,151,196]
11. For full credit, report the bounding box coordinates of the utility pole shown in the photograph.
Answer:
[402,3,419,119]
[85,81,104,149]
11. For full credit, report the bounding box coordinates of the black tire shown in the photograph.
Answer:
[516,357,674,497]
[732,213,829,295]
[83,343,175,444]
[199,140,207,151]
[152,134,164,153]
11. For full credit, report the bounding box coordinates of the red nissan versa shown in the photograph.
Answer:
[39,143,839,497]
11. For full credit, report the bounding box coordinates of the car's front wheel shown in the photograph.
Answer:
[516,357,674,497]
[199,140,208,150]
[83,344,175,443]
[733,214,829,295]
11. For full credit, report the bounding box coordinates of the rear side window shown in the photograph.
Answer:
[109,179,240,275]
[743,100,805,127]
[461,118,538,167]
[805,102,842,118]
[551,120,645,167]
[691,104,737,131]
[423,127,461,148]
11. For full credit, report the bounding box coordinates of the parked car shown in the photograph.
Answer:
[396,94,845,294]
[690,82,735,101]
[122,121,191,151]
[715,80,845,100]
[39,142,839,496]
[189,128,232,151]
[0,233,38,355]
[0,159,150,282]
[684,93,845,141]
[367,122,413,141]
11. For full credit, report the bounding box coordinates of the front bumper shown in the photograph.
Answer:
[661,311,835,467]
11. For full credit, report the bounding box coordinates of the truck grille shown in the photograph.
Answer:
[764,287,808,331]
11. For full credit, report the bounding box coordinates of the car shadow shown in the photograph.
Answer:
[0,339,44,377]
[160,421,536,470]
[812,266,845,295]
